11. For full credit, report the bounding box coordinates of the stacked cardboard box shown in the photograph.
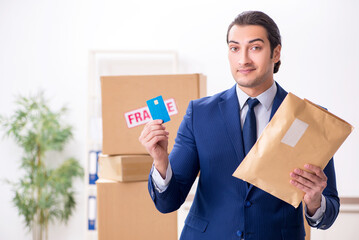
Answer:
[98,154,153,182]
[97,74,207,240]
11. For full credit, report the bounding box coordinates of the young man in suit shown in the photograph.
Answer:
[139,11,339,240]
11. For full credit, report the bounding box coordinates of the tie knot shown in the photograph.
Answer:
[246,98,259,109]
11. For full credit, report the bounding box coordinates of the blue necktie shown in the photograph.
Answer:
[243,98,260,156]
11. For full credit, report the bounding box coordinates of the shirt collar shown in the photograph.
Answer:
[236,81,277,111]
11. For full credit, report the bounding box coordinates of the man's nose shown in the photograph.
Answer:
[238,50,251,65]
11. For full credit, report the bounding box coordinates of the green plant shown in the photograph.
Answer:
[0,92,84,240]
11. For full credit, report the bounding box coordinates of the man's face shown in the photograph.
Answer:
[228,24,281,96]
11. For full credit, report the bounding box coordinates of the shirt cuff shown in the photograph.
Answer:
[151,162,173,193]
[305,195,326,226]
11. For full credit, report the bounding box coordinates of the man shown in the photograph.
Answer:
[139,11,339,240]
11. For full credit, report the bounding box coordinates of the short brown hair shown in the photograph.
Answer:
[227,11,282,73]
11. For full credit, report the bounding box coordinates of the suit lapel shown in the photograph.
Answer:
[247,82,288,193]
[218,85,245,163]
[270,82,288,120]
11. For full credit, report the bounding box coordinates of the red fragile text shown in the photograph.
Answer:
[124,98,178,128]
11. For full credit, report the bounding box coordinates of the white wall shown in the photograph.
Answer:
[0,0,358,239]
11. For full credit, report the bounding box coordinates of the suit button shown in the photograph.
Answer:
[236,230,243,237]
[245,201,252,207]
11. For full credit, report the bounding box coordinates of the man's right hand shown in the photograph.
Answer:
[139,119,169,179]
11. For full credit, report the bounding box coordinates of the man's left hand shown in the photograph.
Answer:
[290,164,327,216]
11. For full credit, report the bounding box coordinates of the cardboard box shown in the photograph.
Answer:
[98,154,153,182]
[97,180,177,240]
[101,74,206,155]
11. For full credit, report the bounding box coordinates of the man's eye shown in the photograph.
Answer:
[230,47,238,52]
[251,46,261,51]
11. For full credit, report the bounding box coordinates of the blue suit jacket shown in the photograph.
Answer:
[148,83,339,240]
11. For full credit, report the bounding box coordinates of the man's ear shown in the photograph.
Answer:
[273,45,281,63]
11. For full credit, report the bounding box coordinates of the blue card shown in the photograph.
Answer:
[146,96,171,123]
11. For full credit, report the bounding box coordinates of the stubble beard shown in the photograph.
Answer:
[233,65,273,91]
[234,74,269,89]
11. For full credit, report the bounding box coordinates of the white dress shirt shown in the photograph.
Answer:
[151,82,325,225]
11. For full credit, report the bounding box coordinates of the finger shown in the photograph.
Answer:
[144,119,164,131]
[144,129,169,141]
[143,124,166,137]
[290,172,315,189]
[292,168,322,184]
[146,135,169,148]
[290,179,311,193]
[143,130,169,144]
[140,121,166,141]
[305,164,328,181]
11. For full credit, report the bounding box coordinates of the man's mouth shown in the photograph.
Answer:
[238,68,255,74]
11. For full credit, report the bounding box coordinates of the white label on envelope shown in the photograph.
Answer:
[281,118,309,147]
